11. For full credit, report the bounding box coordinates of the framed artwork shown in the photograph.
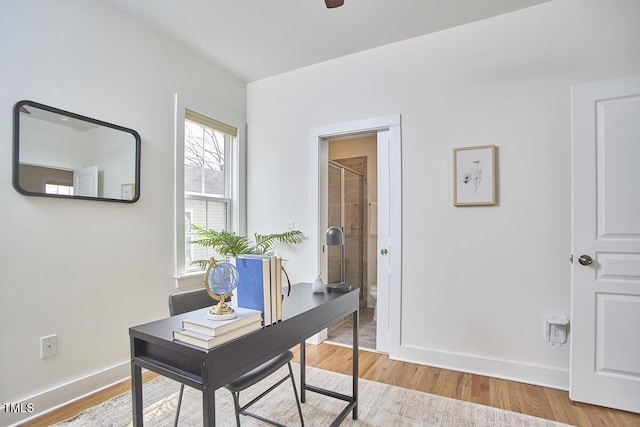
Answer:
[121,183,135,201]
[453,145,496,206]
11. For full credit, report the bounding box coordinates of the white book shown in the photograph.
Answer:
[270,256,278,324]
[181,306,262,336]
[173,320,262,349]
[274,256,283,322]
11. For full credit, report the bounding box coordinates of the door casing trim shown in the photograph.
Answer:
[309,114,402,355]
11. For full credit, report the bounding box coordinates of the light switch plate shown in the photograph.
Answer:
[41,334,57,358]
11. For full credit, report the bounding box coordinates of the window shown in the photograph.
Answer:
[45,183,73,196]
[175,97,245,286]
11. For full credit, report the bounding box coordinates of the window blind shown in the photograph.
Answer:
[185,109,237,137]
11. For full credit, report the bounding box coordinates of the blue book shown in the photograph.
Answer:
[234,256,272,326]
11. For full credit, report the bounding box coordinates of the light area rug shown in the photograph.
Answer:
[55,364,573,427]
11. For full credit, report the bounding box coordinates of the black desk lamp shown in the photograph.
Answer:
[326,226,351,293]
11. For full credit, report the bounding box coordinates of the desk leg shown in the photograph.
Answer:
[202,361,216,426]
[352,309,359,420]
[202,387,216,426]
[131,360,143,426]
[300,341,306,403]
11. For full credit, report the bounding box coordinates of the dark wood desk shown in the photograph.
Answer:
[129,283,359,426]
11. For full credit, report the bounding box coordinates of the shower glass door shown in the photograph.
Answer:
[328,164,342,285]
[328,161,364,304]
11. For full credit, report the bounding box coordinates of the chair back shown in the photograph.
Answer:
[168,288,213,316]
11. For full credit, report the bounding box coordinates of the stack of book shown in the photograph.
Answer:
[233,255,283,326]
[173,306,262,349]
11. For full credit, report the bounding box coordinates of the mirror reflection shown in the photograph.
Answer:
[13,100,141,202]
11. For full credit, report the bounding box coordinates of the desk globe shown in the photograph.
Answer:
[204,258,239,320]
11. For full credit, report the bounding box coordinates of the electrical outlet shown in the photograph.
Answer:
[41,334,57,358]
[549,324,566,344]
[545,316,569,345]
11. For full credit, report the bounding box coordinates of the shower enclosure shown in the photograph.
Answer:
[328,160,366,306]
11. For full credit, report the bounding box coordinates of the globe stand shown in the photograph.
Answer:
[207,292,236,320]
[204,258,238,320]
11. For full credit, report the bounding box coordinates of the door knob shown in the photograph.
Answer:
[578,255,593,266]
[380,249,388,256]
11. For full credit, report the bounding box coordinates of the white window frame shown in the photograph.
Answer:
[174,93,246,288]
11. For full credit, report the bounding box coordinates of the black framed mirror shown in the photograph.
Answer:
[13,100,141,203]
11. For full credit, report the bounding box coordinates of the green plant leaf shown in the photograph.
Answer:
[189,225,304,269]
[254,230,305,254]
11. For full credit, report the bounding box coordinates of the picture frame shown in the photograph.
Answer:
[121,183,135,201]
[453,145,496,206]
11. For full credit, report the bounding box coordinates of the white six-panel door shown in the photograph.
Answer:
[570,74,640,413]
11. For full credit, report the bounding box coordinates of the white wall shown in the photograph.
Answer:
[0,0,245,424]
[247,0,640,389]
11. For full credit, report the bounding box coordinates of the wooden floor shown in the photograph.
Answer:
[25,343,640,427]
[294,345,640,427]
[22,371,161,427]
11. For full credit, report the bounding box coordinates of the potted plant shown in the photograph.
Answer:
[190,225,305,289]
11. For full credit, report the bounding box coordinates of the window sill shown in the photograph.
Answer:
[175,271,205,289]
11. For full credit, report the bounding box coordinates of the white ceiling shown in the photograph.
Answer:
[103,0,550,82]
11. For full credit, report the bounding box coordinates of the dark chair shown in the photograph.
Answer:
[168,288,304,427]
[225,350,304,427]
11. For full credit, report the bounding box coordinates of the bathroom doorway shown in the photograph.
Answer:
[326,136,378,350]
[311,114,401,355]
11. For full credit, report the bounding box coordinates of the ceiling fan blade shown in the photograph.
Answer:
[325,0,344,8]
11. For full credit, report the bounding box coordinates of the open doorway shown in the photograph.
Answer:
[325,135,378,350]
[311,114,401,355]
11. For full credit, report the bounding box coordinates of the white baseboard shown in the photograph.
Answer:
[306,328,328,345]
[4,362,130,427]
[394,344,569,391]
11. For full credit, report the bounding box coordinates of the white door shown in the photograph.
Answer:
[570,74,640,413]
[74,165,98,197]
[376,130,391,353]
